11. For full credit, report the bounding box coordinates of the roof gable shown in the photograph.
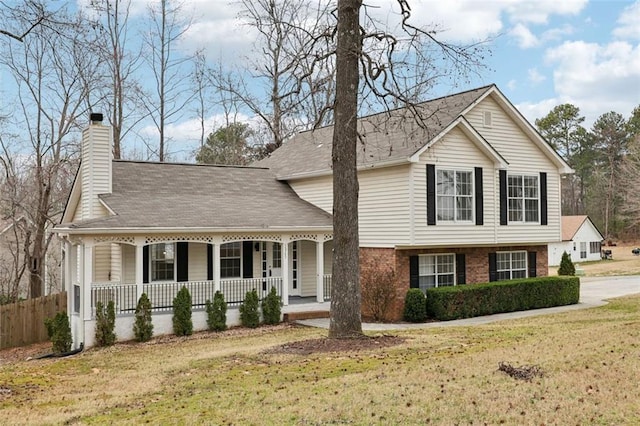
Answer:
[561,215,604,241]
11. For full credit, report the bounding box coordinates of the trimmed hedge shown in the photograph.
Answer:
[426,276,580,321]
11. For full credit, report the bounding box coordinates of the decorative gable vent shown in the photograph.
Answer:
[483,110,493,127]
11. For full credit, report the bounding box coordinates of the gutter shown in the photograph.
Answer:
[279,157,411,181]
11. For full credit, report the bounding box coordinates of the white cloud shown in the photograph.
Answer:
[510,23,539,48]
[613,0,640,40]
[507,79,517,91]
[504,0,588,24]
[528,68,546,84]
[516,98,561,124]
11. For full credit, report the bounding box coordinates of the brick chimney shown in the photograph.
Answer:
[80,113,112,220]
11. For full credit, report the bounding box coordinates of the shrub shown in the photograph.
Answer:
[133,293,154,342]
[240,289,260,328]
[261,286,282,325]
[44,311,72,354]
[361,262,396,321]
[426,276,580,320]
[403,288,427,322]
[558,251,576,276]
[95,300,116,346]
[173,286,193,336]
[206,291,227,332]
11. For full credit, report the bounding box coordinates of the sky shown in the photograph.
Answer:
[158,0,640,157]
[5,0,639,160]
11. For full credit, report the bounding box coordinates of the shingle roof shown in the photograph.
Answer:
[65,161,332,230]
[257,85,494,178]
[561,215,589,241]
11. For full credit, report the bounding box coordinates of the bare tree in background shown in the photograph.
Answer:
[0,3,97,298]
[0,0,51,42]
[89,0,148,159]
[143,0,194,161]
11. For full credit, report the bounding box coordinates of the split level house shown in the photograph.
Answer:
[55,84,571,348]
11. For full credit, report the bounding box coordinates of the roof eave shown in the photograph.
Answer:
[277,157,411,181]
[52,225,334,235]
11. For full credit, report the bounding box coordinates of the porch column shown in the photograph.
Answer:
[212,237,221,293]
[82,240,94,321]
[63,240,73,314]
[135,237,145,299]
[316,236,324,303]
[281,238,289,306]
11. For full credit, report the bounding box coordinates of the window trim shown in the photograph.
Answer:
[150,242,176,282]
[435,167,474,223]
[507,173,540,224]
[418,253,457,290]
[496,250,528,281]
[220,241,242,279]
[589,241,601,254]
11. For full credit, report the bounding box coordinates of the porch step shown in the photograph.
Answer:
[283,311,330,322]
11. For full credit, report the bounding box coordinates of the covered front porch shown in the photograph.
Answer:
[63,232,332,346]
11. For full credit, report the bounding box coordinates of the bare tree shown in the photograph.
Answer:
[0,0,51,42]
[0,3,97,298]
[143,0,194,161]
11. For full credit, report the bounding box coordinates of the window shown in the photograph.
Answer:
[507,174,539,223]
[272,243,281,268]
[590,241,601,254]
[496,251,527,280]
[418,254,455,290]
[437,169,473,222]
[580,242,587,259]
[151,243,174,281]
[220,242,241,278]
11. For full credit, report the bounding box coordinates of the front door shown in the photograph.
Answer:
[262,242,283,293]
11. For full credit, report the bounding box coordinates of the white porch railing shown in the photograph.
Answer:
[90,277,285,316]
[323,274,332,301]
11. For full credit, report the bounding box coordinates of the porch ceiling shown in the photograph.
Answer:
[62,161,332,231]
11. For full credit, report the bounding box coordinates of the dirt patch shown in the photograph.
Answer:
[0,342,52,366]
[264,334,405,355]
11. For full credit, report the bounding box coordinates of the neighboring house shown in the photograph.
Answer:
[56,84,572,348]
[259,84,572,319]
[0,217,29,301]
[548,216,604,266]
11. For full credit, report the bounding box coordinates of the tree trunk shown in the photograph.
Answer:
[328,0,363,339]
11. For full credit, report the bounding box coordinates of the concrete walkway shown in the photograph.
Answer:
[297,275,640,331]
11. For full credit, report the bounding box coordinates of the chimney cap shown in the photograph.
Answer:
[90,112,103,123]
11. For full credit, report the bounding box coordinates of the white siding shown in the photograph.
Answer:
[299,240,317,297]
[123,245,135,284]
[80,124,112,221]
[188,243,208,281]
[323,240,333,274]
[110,244,121,282]
[465,96,563,244]
[291,165,411,247]
[414,126,496,245]
[93,244,111,282]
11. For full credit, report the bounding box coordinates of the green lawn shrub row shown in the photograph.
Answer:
[425,276,580,321]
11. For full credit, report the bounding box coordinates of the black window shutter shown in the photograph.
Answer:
[143,245,149,284]
[456,253,466,285]
[409,256,419,288]
[488,252,497,282]
[207,244,213,281]
[540,172,548,225]
[426,164,436,225]
[474,167,484,225]
[242,241,253,279]
[528,251,537,278]
[176,242,188,282]
[499,170,507,225]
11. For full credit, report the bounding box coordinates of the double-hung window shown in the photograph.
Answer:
[590,241,601,254]
[580,242,587,259]
[151,243,175,281]
[436,169,473,222]
[220,242,241,278]
[507,174,539,223]
[418,254,455,290]
[496,251,527,280]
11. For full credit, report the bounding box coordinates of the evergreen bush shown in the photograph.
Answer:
[558,251,576,276]
[44,311,72,354]
[172,286,193,336]
[95,300,116,346]
[403,288,427,322]
[240,289,260,328]
[206,291,227,332]
[133,293,154,342]
[261,286,282,325]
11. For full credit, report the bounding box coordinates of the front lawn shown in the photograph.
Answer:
[1,296,640,424]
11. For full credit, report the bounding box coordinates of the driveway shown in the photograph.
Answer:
[297,275,640,331]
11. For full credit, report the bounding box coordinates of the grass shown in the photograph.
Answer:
[549,244,640,277]
[2,297,640,424]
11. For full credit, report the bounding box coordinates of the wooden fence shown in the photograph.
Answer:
[0,292,67,350]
